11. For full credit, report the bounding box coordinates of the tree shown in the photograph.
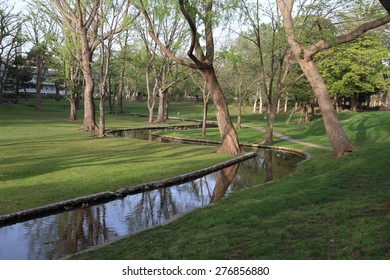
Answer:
[25,0,57,110]
[189,70,210,137]
[135,2,188,123]
[220,41,258,129]
[317,32,389,112]
[276,0,390,157]
[50,0,134,132]
[0,1,22,103]
[286,65,316,123]
[58,32,83,121]
[131,0,241,154]
[236,0,291,144]
[96,0,132,137]
[8,55,32,98]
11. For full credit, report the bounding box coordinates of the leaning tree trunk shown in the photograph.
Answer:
[300,60,355,156]
[202,68,241,154]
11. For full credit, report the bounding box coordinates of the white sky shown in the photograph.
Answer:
[10,0,28,12]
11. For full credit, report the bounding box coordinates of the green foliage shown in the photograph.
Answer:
[317,33,389,98]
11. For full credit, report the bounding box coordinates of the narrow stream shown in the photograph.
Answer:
[0,129,303,260]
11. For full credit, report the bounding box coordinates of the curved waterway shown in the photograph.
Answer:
[0,129,303,260]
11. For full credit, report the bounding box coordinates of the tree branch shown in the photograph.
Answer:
[307,14,390,57]
[131,1,201,70]
[178,0,206,65]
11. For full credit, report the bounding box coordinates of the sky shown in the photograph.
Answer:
[11,0,28,13]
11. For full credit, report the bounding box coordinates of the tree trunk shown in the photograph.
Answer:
[202,99,208,137]
[300,60,355,156]
[147,74,158,124]
[259,91,263,114]
[69,94,77,121]
[253,95,258,113]
[303,104,309,123]
[79,33,97,131]
[335,95,341,113]
[98,91,105,137]
[156,89,166,122]
[117,66,125,114]
[264,101,277,145]
[237,99,242,129]
[202,69,241,154]
[310,102,315,121]
[81,78,96,131]
[284,93,288,112]
[351,93,358,112]
[164,88,171,120]
[35,58,43,111]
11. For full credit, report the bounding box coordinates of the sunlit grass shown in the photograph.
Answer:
[0,103,232,215]
[71,105,390,260]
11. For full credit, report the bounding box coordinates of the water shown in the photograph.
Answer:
[0,130,303,260]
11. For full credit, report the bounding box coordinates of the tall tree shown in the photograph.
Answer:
[135,2,188,123]
[25,0,56,110]
[317,34,388,112]
[131,0,241,154]
[220,41,258,129]
[50,0,134,131]
[96,0,132,137]
[0,1,22,103]
[189,70,210,137]
[236,0,290,144]
[276,0,390,156]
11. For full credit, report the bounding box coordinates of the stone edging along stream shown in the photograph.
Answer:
[0,152,258,227]
[0,131,310,227]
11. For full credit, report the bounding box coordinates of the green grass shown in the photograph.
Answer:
[72,142,390,259]
[70,106,390,260]
[0,102,232,216]
[1,99,390,259]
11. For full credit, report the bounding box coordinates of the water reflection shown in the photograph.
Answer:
[0,150,301,260]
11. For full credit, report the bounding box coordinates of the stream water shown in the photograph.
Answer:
[0,129,303,260]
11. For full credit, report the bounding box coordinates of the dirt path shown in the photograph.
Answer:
[244,125,333,151]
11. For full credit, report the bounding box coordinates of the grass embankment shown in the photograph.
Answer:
[73,108,390,259]
[0,101,232,216]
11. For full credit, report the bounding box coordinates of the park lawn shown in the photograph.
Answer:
[71,110,390,260]
[0,103,233,216]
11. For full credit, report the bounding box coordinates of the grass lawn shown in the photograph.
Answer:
[71,106,390,260]
[0,102,232,216]
[1,99,390,259]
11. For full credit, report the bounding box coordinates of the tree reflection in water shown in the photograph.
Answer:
[0,150,302,260]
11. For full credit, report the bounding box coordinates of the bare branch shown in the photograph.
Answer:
[306,13,390,57]
[132,1,200,69]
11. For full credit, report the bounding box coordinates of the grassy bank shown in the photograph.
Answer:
[71,110,390,260]
[1,100,389,259]
[0,102,232,216]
